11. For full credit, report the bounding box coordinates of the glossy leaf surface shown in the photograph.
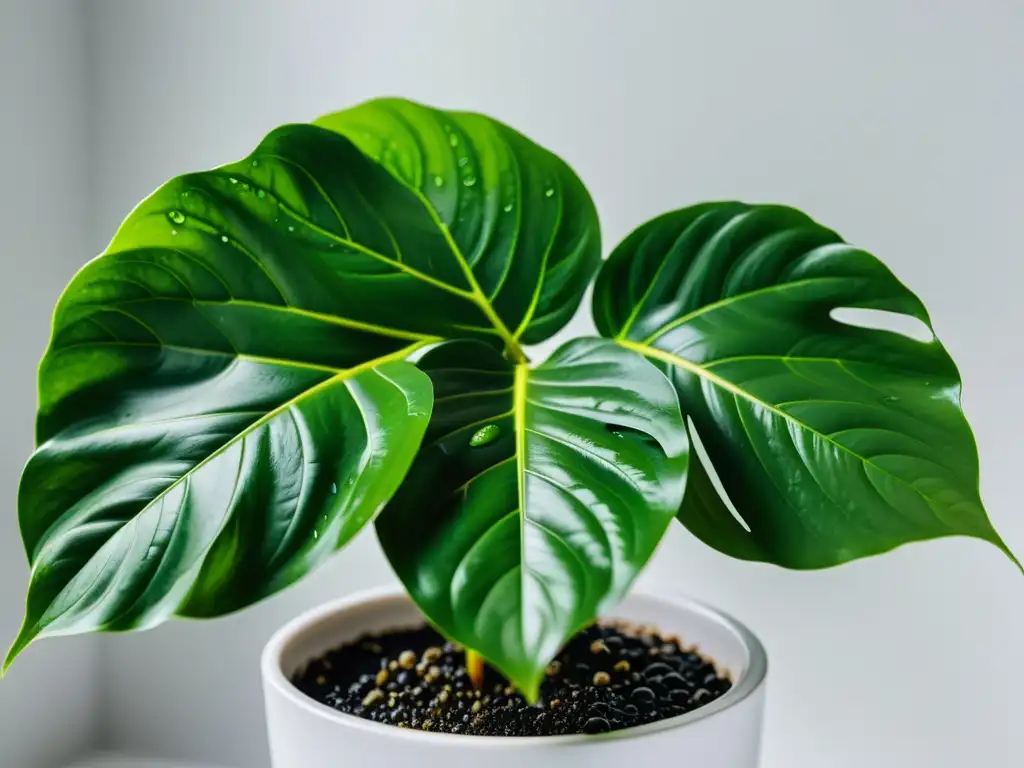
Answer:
[376,337,689,700]
[594,202,1015,569]
[316,97,601,346]
[5,123,491,666]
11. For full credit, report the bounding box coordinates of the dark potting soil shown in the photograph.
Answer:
[292,621,732,737]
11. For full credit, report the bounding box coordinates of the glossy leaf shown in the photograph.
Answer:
[316,97,601,345]
[9,359,430,667]
[594,202,1016,569]
[4,122,511,667]
[376,337,689,700]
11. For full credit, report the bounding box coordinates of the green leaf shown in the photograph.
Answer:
[9,356,430,668]
[315,97,601,345]
[376,337,689,701]
[9,98,604,669]
[593,202,1017,569]
[5,122,508,667]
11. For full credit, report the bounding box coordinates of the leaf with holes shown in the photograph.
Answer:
[593,202,1017,569]
[375,337,689,700]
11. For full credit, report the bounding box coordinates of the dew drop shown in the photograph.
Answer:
[544,187,555,198]
[331,482,337,494]
[252,159,259,167]
[167,210,185,224]
[469,424,501,447]
[449,133,459,147]
[229,177,238,184]
[463,175,477,187]
[503,202,514,213]
[256,189,266,199]
[221,235,229,243]
[313,529,319,540]
[883,396,900,403]
[433,175,444,187]
[458,157,469,168]
[170,229,178,236]
[288,225,295,232]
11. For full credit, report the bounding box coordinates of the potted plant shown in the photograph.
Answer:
[4,97,1016,768]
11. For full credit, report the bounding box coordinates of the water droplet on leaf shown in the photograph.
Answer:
[883,396,900,403]
[458,157,469,167]
[449,133,459,147]
[170,229,178,236]
[229,177,238,184]
[463,176,477,187]
[252,159,259,167]
[256,189,266,199]
[331,482,337,494]
[503,203,514,213]
[544,187,555,198]
[469,424,501,447]
[168,210,185,224]
[288,225,295,232]
[433,175,444,187]
[221,235,229,243]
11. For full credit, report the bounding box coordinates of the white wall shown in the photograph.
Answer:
[87,1,1024,767]
[0,1,101,765]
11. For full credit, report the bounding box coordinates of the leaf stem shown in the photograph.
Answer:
[466,649,486,690]
[472,296,528,364]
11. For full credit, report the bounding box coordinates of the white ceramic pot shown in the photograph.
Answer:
[262,587,768,768]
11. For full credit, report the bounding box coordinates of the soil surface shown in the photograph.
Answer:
[292,620,733,736]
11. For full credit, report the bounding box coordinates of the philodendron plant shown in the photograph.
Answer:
[6,98,1017,703]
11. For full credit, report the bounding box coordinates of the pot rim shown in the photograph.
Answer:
[262,585,767,747]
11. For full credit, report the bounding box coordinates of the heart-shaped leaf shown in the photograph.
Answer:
[8,100,602,669]
[316,97,601,345]
[593,202,1017,569]
[376,338,689,700]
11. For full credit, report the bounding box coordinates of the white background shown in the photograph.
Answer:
[2,1,1023,766]
[0,1,100,765]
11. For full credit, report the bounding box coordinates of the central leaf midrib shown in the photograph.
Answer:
[52,340,344,375]
[49,342,427,574]
[513,363,529,662]
[620,339,959,517]
[98,295,440,343]
[292,143,528,363]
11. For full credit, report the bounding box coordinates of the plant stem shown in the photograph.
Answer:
[466,648,485,690]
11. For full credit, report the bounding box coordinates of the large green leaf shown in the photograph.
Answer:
[376,337,689,701]
[8,122,490,666]
[8,99,602,669]
[8,358,430,667]
[316,97,601,345]
[593,202,1016,569]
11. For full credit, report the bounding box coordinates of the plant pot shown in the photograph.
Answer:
[261,587,768,768]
